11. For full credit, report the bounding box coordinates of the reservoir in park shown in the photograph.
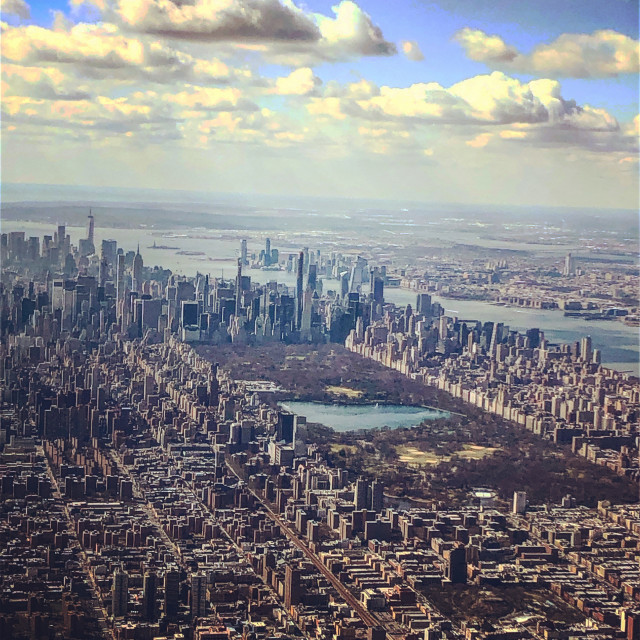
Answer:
[279,401,450,433]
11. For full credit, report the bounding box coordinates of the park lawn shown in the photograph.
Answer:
[395,445,442,465]
[458,444,501,460]
[395,443,499,466]
[326,385,365,399]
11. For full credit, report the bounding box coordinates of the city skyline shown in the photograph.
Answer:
[1,0,638,208]
[1,165,639,637]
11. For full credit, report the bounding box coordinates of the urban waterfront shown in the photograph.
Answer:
[383,288,640,375]
[3,218,638,374]
[3,181,639,640]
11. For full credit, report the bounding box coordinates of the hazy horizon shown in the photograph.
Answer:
[2,182,639,218]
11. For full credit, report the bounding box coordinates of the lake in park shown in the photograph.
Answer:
[279,401,450,432]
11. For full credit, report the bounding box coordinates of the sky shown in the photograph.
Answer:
[1,0,638,208]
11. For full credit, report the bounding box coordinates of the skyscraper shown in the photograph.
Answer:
[416,293,431,316]
[564,252,575,276]
[101,239,117,274]
[240,238,248,266]
[87,211,94,243]
[116,253,125,303]
[296,251,304,329]
[142,570,157,621]
[512,491,527,515]
[307,263,317,291]
[526,328,540,349]
[355,478,368,511]
[132,245,143,292]
[371,479,383,512]
[265,238,271,267]
[80,211,95,256]
[112,569,128,617]
[164,569,180,622]
[373,277,384,306]
[190,573,207,619]
[580,336,592,363]
[277,411,294,443]
[235,258,242,317]
[444,545,467,584]
[301,288,312,339]
[284,564,301,609]
[56,224,66,251]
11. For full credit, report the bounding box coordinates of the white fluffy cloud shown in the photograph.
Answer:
[1,22,145,67]
[305,71,636,157]
[1,91,180,144]
[454,28,516,63]
[312,72,622,134]
[1,63,92,100]
[312,1,396,58]
[273,67,321,95]
[0,21,245,84]
[455,27,639,78]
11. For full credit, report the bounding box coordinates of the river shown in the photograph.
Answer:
[382,287,639,375]
[2,219,637,375]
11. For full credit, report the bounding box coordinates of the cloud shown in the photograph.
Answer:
[466,132,492,147]
[70,0,107,11]
[273,67,321,95]
[356,124,413,154]
[512,111,637,155]
[115,0,319,42]
[307,96,347,120]
[0,21,241,85]
[303,70,636,156]
[111,0,395,63]
[187,105,314,149]
[454,28,516,63]
[350,72,555,125]
[455,27,639,78]
[324,77,377,99]
[499,129,527,139]
[401,40,424,61]
[1,91,180,142]
[1,0,30,19]
[313,1,396,58]
[314,72,622,135]
[1,63,92,100]
[163,85,258,112]
[1,22,145,67]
